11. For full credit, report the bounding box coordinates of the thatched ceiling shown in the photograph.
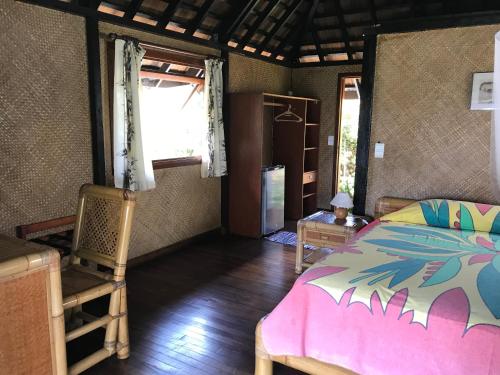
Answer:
[23,0,500,66]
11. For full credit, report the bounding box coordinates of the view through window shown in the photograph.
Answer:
[140,53,205,162]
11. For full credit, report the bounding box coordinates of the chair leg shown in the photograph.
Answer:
[117,286,130,359]
[103,287,121,354]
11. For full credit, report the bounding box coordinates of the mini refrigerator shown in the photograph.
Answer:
[261,166,285,235]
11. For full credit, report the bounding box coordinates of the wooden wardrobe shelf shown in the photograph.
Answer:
[303,193,317,199]
[264,101,286,107]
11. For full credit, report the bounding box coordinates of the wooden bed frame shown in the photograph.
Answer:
[255,197,416,375]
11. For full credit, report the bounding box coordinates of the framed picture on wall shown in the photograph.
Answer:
[470,72,494,110]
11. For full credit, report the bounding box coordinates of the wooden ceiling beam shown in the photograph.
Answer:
[184,0,216,36]
[310,25,325,62]
[123,0,143,20]
[297,44,364,57]
[332,0,354,61]
[157,0,183,30]
[285,0,320,61]
[140,70,204,85]
[217,0,260,43]
[239,0,282,48]
[368,0,378,24]
[314,20,372,31]
[263,0,303,56]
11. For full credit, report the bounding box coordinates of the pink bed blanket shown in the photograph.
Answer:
[261,220,500,374]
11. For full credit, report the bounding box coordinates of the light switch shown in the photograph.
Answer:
[327,135,334,146]
[375,142,385,158]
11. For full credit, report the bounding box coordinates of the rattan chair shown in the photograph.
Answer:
[61,184,136,375]
[0,241,66,375]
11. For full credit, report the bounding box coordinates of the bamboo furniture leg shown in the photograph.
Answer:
[61,184,136,374]
[295,221,305,274]
[255,321,273,375]
[117,286,130,359]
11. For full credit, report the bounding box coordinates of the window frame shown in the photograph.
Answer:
[108,41,206,171]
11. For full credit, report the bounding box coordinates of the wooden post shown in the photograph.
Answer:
[85,16,106,185]
[353,34,377,215]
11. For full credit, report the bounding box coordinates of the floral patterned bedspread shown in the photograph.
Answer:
[261,220,500,375]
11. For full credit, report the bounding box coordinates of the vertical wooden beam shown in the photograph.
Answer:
[221,50,229,232]
[353,34,377,215]
[85,16,106,185]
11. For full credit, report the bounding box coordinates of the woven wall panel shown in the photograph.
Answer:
[0,1,92,236]
[228,53,290,94]
[98,23,221,259]
[366,25,499,216]
[129,165,221,259]
[292,65,362,208]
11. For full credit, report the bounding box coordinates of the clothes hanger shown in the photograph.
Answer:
[274,104,303,123]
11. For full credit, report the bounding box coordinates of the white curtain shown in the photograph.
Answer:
[492,32,500,199]
[113,39,155,191]
[201,59,227,178]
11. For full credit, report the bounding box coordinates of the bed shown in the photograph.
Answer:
[255,197,500,375]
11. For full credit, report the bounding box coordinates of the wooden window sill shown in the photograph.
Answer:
[153,156,202,170]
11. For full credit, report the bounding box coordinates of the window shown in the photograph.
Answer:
[139,45,206,169]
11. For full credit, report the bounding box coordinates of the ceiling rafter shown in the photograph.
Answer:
[184,0,216,35]
[310,24,325,62]
[254,0,303,55]
[368,0,378,24]
[123,0,143,20]
[286,0,320,61]
[157,0,184,30]
[239,0,282,48]
[217,1,260,43]
[41,0,492,66]
[332,0,354,61]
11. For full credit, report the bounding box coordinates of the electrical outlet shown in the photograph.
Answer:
[327,136,334,146]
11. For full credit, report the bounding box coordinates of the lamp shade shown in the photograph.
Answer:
[330,192,353,209]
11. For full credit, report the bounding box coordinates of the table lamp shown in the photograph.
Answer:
[330,192,353,221]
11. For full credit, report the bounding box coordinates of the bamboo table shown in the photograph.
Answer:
[296,212,370,274]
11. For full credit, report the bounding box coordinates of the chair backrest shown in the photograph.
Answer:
[71,184,136,271]
[0,244,66,375]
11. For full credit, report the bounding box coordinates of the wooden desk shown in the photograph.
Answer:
[296,212,370,274]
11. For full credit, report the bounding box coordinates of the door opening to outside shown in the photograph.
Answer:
[333,74,361,199]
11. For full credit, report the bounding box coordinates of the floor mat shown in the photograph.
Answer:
[265,231,315,250]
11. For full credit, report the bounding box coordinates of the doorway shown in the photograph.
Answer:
[332,73,361,198]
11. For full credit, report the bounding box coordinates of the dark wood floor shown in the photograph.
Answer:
[70,233,304,375]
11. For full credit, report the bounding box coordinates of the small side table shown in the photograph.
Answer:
[296,211,371,274]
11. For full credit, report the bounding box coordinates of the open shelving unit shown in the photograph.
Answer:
[227,92,321,237]
[269,93,321,220]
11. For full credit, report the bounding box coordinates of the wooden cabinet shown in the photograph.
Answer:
[228,93,321,237]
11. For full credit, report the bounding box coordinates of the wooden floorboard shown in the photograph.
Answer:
[71,234,304,374]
